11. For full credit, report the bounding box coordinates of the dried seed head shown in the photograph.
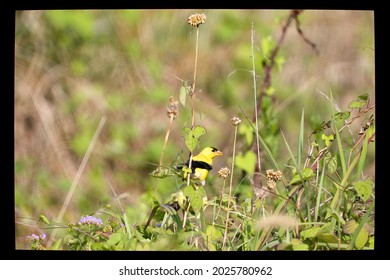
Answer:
[167,96,179,119]
[218,167,231,179]
[266,180,276,190]
[266,169,283,182]
[188,13,207,27]
[231,116,241,127]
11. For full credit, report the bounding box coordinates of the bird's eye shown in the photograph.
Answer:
[211,147,218,152]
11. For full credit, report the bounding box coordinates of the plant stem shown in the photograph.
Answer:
[191,27,200,117]
[222,125,238,250]
[187,27,200,186]
[154,114,175,194]
[251,22,262,177]
[159,114,175,168]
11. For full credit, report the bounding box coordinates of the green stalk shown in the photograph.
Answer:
[329,90,347,177]
[356,125,375,178]
[298,109,304,168]
[251,22,262,174]
[222,125,238,250]
[123,212,133,240]
[314,162,326,222]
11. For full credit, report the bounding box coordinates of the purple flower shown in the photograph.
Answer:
[79,215,103,226]
[26,234,40,241]
[26,233,47,242]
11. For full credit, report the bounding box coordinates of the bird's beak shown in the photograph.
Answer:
[215,150,223,156]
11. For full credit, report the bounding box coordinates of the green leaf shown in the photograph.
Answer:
[316,222,333,235]
[348,100,366,109]
[193,125,206,138]
[288,167,315,185]
[106,232,124,246]
[182,125,207,152]
[289,174,302,185]
[334,111,351,120]
[300,226,321,239]
[353,179,374,202]
[206,225,223,242]
[203,229,218,247]
[301,167,315,180]
[131,225,148,243]
[316,232,339,243]
[181,166,192,180]
[179,82,191,107]
[303,222,339,244]
[292,244,309,251]
[39,214,50,225]
[182,127,194,151]
[183,184,206,214]
[324,153,337,173]
[358,93,369,101]
[321,133,334,147]
[348,94,368,109]
[355,228,369,249]
[368,236,374,248]
[344,219,373,236]
[291,239,309,251]
[238,124,254,146]
[235,151,256,175]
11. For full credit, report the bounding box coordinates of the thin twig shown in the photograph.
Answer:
[294,13,319,55]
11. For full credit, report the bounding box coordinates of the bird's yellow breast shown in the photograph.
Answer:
[193,168,209,181]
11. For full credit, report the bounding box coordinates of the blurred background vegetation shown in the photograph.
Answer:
[15,9,374,249]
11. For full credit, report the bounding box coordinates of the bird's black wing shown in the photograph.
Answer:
[186,160,213,170]
[176,160,213,172]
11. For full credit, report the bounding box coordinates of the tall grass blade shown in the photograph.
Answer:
[356,125,375,178]
[314,162,326,222]
[298,109,304,168]
[123,212,133,240]
[329,89,347,177]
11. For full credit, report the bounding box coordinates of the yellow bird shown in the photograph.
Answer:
[177,147,223,186]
